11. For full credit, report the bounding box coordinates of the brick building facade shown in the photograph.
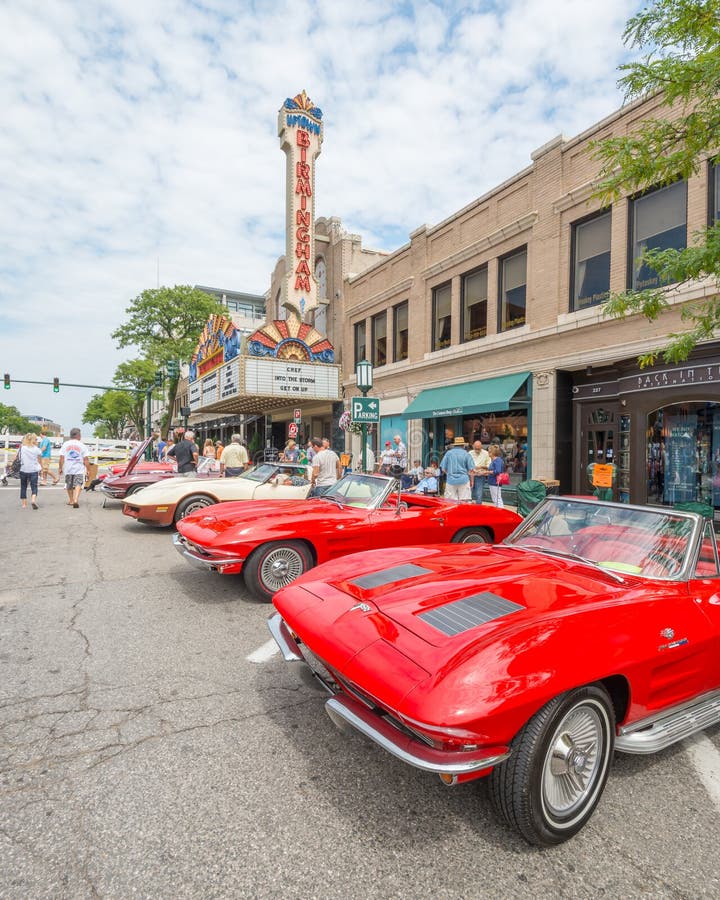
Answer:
[341,94,720,509]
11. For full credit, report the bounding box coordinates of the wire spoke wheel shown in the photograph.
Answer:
[259,546,307,592]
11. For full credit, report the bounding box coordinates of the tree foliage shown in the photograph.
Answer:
[82,391,133,439]
[590,0,720,365]
[111,286,225,432]
[113,358,159,435]
[0,403,41,435]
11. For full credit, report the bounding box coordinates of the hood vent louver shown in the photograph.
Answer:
[419,592,524,636]
[350,564,433,590]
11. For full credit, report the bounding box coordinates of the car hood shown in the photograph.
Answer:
[120,437,153,476]
[275,543,638,652]
[130,475,229,502]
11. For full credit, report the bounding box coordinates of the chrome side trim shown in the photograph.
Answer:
[325,694,510,775]
[267,612,304,662]
[616,689,720,754]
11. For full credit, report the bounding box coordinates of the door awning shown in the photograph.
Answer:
[402,371,531,419]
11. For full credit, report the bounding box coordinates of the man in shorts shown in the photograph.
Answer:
[58,427,90,508]
[38,431,58,485]
[440,436,475,502]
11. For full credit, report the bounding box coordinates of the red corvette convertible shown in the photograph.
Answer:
[269,497,720,845]
[174,473,521,602]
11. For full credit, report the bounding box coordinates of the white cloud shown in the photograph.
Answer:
[0,0,638,431]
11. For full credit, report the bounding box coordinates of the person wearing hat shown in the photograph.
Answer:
[440,436,475,501]
[378,440,395,474]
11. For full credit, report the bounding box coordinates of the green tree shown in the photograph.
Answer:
[591,0,720,365]
[0,403,41,435]
[111,286,225,433]
[82,391,133,439]
[113,358,159,435]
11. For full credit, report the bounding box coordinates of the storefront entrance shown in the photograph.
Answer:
[578,403,621,500]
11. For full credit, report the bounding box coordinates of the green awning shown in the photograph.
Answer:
[402,371,531,419]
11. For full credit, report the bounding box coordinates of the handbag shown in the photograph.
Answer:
[10,452,21,476]
[496,471,510,486]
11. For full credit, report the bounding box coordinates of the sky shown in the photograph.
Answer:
[0,0,641,433]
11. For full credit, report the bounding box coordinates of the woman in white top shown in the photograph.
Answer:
[18,433,42,509]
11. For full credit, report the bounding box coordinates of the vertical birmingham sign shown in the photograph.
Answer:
[278,91,323,322]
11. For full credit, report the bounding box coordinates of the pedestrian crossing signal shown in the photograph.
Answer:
[53,377,60,393]
[3,373,9,390]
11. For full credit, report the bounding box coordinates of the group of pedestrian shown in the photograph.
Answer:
[12,427,91,510]
[439,437,506,507]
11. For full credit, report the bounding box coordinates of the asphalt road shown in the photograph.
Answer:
[1,483,720,899]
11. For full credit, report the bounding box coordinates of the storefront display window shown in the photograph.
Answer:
[646,403,720,510]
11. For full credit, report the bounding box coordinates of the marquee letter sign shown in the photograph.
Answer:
[278,90,323,321]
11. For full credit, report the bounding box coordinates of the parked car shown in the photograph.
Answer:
[99,436,187,501]
[268,497,720,845]
[174,472,521,601]
[123,462,312,527]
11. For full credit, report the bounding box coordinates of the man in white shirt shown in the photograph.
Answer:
[58,427,90,508]
[219,434,249,477]
[469,439,491,504]
[310,437,341,496]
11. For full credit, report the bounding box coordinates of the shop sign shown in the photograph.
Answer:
[244,358,340,400]
[279,91,323,320]
[201,371,219,405]
[188,380,202,411]
[431,406,464,417]
[592,464,614,489]
[220,360,240,400]
[573,360,720,400]
[288,423,298,437]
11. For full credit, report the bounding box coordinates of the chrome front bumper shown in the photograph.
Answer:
[172,533,246,571]
[267,613,510,776]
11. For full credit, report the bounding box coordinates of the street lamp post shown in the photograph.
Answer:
[355,359,373,474]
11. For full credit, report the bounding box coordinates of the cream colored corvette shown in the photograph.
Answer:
[122,462,312,527]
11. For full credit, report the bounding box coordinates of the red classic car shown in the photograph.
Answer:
[100,441,222,502]
[269,497,720,845]
[173,472,521,602]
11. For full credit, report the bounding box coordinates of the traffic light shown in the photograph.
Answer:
[53,377,60,393]
[154,370,163,387]
[166,360,179,379]
[3,373,9,390]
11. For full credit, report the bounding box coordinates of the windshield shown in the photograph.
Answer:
[508,498,699,579]
[317,473,393,509]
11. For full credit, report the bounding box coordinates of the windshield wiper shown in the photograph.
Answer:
[315,494,344,508]
[515,543,626,583]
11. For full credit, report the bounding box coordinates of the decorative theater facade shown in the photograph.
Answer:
[342,92,720,514]
[184,92,386,450]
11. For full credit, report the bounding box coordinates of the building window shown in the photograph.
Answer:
[571,211,611,310]
[631,181,687,290]
[371,311,387,367]
[499,249,527,331]
[712,163,720,224]
[354,321,366,365]
[393,301,408,362]
[315,257,327,299]
[432,282,452,351]
[461,267,487,341]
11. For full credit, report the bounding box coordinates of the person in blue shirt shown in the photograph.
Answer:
[409,468,439,494]
[38,431,58,486]
[440,437,475,501]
